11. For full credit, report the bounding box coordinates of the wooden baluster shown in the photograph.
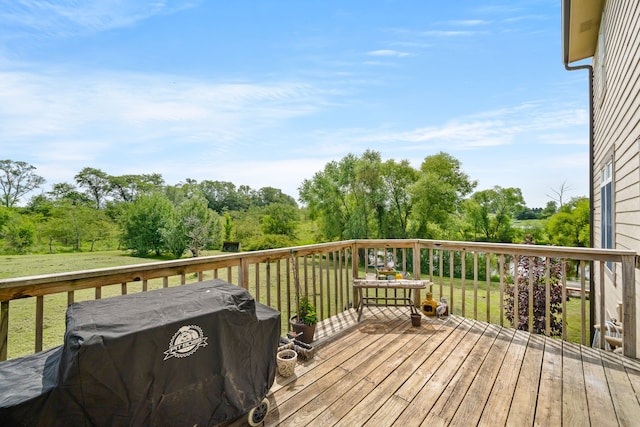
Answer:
[598,261,605,349]
[545,258,551,336]
[276,260,282,312]
[1,301,9,361]
[514,255,519,331]
[449,251,454,315]
[35,296,43,353]
[473,251,478,320]
[499,254,505,327]
[266,261,271,307]
[461,250,466,318]
[319,254,324,320]
[486,253,491,324]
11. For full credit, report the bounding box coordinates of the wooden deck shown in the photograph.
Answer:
[226,307,640,427]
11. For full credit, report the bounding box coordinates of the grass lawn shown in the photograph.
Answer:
[0,251,161,279]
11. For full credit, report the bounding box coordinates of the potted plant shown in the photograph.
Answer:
[289,251,318,344]
[289,296,317,344]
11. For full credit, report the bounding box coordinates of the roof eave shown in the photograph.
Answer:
[562,0,605,65]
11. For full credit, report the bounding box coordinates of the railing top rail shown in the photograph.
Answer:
[350,238,638,262]
[415,239,638,262]
[1,238,637,301]
[0,241,354,301]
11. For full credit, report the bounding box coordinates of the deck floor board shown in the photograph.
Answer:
[222,308,640,427]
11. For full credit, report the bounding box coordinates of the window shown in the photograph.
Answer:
[601,160,613,268]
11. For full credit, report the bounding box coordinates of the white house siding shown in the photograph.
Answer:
[592,0,640,353]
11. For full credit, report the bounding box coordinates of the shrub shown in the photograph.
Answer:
[504,247,564,336]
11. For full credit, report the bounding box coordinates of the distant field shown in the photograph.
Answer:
[513,218,546,228]
[0,250,228,279]
[0,251,163,279]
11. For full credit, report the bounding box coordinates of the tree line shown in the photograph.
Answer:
[299,150,588,246]
[0,160,298,256]
[0,152,588,257]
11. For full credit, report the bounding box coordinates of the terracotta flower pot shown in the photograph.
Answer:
[411,313,422,327]
[289,317,316,344]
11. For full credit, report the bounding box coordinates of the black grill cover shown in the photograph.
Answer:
[0,279,280,426]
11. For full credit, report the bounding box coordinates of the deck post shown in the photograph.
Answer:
[413,241,421,308]
[622,255,636,358]
[352,242,359,310]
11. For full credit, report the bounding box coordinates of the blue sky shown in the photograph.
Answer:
[0,0,589,208]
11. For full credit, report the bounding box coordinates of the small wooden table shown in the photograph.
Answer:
[352,278,430,321]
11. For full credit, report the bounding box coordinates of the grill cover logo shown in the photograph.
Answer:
[163,325,208,360]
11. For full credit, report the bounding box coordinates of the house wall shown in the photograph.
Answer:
[592,0,640,353]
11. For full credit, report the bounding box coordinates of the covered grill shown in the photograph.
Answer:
[0,279,280,426]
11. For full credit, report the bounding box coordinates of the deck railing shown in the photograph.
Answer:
[0,239,637,360]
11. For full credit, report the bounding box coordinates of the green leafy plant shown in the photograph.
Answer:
[297,296,317,326]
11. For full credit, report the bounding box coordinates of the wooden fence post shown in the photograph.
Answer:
[622,255,636,358]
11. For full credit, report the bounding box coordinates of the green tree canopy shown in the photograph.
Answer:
[120,193,173,256]
[0,160,46,207]
[408,152,477,238]
[261,203,299,238]
[462,186,525,242]
[546,197,589,247]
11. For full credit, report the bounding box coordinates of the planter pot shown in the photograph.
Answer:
[289,317,316,344]
[411,313,422,327]
[276,349,297,377]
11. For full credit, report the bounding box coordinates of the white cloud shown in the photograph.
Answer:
[421,30,478,37]
[0,68,327,147]
[308,101,589,153]
[0,0,198,37]
[367,49,410,58]
[449,20,492,26]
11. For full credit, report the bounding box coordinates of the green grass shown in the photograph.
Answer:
[0,251,159,279]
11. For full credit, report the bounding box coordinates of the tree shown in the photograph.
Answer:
[179,196,221,257]
[299,156,356,240]
[109,173,164,202]
[546,197,590,247]
[540,201,558,218]
[198,180,249,213]
[120,193,173,256]
[0,160,46,207]
[381,159,419,238]
[408,152,477,238]
[75,167,111,209]
[251,186,297,207]
[462,186,525,242]
[41,200,115,251]
[47,182,91,205]
[547,181,573,208]
[160,210,188,259]
[261,203,299,238]
[1,211,36,253]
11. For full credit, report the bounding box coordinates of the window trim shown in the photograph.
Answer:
[600,157,614,272]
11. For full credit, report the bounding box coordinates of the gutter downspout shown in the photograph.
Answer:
[561,0,595,343]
